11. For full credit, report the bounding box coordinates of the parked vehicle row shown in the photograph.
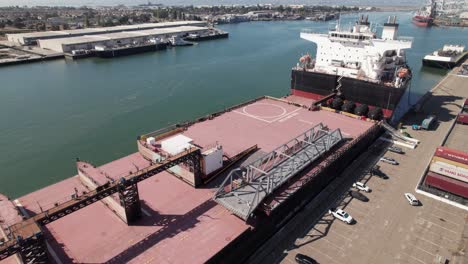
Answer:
[298,142,418,264]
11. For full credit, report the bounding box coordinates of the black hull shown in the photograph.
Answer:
[291,69,407,112]
[65,52,95,60]
[208,125,381,263]
[184,33,229,41]
[96,43,167,58]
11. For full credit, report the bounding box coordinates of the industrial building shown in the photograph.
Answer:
[6,21,207,45]
[38,26,209,53]
[434,0,468,16]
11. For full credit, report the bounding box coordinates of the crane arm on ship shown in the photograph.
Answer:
[0,147,201,261]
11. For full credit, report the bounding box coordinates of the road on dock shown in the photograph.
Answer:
[247,65,468,264]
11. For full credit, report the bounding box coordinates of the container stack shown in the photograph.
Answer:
[424,146,468,198]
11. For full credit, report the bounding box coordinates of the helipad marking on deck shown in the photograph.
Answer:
[242,103,287,119]
[234,103,301,123]
[278,112,300,122]
[299,119,314,125]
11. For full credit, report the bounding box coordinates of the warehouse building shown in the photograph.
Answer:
[7,21,207,45]
[38,26,209,53]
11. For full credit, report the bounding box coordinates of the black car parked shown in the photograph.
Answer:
[388,146,404,154]
[295,253,318,264]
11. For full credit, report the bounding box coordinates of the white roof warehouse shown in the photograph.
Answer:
[6,21,207,45]
[38,26,209,53]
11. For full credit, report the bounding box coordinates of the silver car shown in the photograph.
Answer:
[380,157,399,165]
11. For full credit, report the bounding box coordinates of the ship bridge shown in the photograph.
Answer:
[213,123,343,221]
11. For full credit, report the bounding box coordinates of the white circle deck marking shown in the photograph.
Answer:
[242,103,287,119]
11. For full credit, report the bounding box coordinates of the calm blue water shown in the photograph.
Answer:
[0,12,467,198]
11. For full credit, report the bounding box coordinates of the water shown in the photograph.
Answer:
[0,12,467,198]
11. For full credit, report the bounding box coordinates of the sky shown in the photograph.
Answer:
[0,0,425,7]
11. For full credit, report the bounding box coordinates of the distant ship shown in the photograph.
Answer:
[423,45,468,69]
[412,0,435,27]
[293,15,414,124]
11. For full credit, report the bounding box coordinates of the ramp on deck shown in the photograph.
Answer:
[213,123,343,220]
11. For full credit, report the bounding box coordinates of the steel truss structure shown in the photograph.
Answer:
[213,123,343,221]
[0,147,202,262]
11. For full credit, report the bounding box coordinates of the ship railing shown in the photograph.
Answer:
[396,36,414,43]
[300,29,327,35]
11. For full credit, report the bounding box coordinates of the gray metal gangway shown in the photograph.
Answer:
[381,120,419,147]
[213,123,343,221]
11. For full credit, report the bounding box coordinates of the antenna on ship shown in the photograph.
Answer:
[337,12,342,31]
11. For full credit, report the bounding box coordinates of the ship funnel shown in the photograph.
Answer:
[358,14,370,25]
[382,16,399,40]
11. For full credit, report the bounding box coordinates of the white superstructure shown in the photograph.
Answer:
[299,16,413,88]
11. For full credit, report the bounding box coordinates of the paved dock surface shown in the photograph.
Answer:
[0,41,63,66]
[248,67,468,264]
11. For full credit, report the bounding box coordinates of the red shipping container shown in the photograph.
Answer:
[425,171,468,198]
[434,146,468,166]
[457,114,468,125]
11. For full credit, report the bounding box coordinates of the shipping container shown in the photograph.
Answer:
[425,171,468,198]
[434,146,468,165]
[429,162,468,183]
[432,156,468,170]
[457,114,468,125]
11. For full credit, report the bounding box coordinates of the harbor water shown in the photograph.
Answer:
[0,12,467,198]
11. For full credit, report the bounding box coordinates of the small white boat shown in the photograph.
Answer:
[168,36,193,47]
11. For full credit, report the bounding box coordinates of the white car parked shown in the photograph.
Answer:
[353,182,371,192]
[404,193,419,206]
[329,208,354,224]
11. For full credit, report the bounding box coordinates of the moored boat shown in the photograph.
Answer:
[423,45,468,69]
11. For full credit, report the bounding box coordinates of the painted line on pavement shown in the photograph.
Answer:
[401,252,427,264]
[304,244,340,264]
[413,244,436,257]
[418,217,459,235]
[415,235,441,248]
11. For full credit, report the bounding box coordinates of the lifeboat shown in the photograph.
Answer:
[299,54,312,64]
[398,68,409,78]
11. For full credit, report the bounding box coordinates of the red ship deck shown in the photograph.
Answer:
[3,97,375,263]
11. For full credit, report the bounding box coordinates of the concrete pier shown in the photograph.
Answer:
[248,60,468,264]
